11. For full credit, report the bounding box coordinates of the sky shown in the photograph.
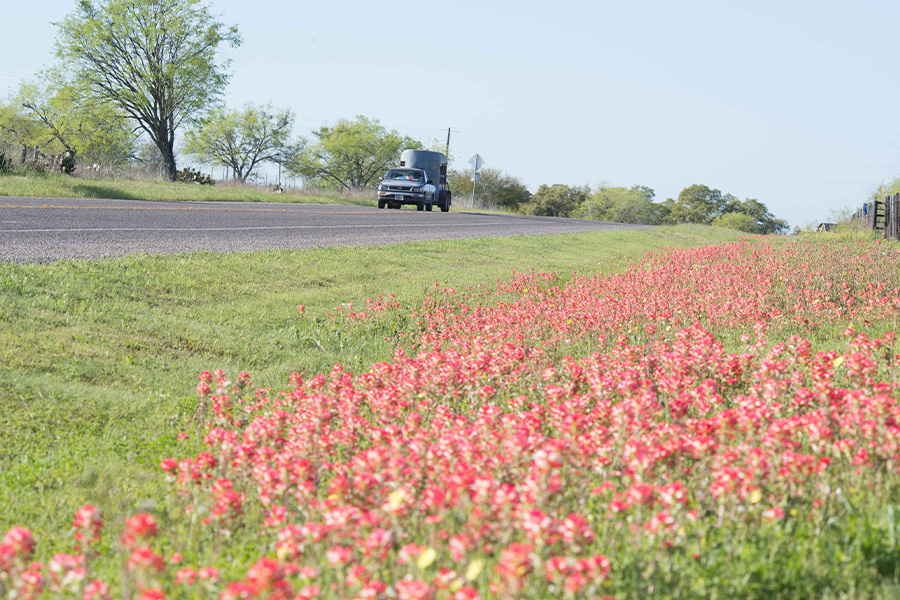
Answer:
[3,0,900,228]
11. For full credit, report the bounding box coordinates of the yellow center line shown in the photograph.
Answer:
[0,203,376,215]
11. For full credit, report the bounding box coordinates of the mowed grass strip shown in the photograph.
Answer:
[0,225,743,549]
[0,172,370,205]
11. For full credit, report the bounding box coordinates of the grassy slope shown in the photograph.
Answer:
[0,172,368,204]
[0,225,744,548]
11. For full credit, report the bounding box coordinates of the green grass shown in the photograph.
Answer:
[0,225,743,545]
[0,171,371,204]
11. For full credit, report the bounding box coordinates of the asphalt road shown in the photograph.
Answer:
[0,197,651,263]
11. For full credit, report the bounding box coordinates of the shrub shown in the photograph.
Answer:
[175,167,214,185]
[59,150,76,174]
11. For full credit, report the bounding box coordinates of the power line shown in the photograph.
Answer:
[0,70,33,88]
[289,115,459,134]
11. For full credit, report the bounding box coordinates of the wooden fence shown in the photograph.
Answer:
[851,194,900,239]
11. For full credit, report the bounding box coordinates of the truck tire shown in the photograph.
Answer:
[378,198,386,209]
[440,191,451,212]
[416,201,424,211]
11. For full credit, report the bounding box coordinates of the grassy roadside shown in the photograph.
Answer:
[0,225,744,549]
[0,171,372,205]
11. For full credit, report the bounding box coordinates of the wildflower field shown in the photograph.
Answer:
[5,230,900,599]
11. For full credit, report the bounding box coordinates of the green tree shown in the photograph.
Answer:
[184,103,294,182]
[0,78,135,169]
[663,184,725,224]
[712,211,758,233]
[718,197,788,234]
[579,184,659,224]
[287,116,420,190]
[448,168,532,211]
[720,193,743,215]
[25,79,134,166]
[661,185,787,233]
[55,0,241,180]
[0,95,45,150]
[524,184,590,218]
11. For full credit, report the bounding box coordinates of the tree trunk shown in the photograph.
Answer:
[153,125,178,181]
[164,155,177,181]
[160,142,177,181]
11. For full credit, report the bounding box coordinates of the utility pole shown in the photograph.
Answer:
[445,127,451,158]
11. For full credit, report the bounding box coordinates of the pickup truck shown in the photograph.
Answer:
[377,149,451,212]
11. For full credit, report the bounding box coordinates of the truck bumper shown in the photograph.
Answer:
[378,192,426,205]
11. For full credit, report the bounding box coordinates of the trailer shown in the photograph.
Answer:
[376,149,452,212]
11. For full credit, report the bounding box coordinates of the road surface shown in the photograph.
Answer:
[0,197,651,263]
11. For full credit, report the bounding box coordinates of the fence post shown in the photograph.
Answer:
[887,197,892,239]
[890,194,895,239]
[889,195,895,240]
[894,194,900,240]
[888,195,896,239]
[890,195,896,240]
[884,194,897,239]
[884,196,891,238]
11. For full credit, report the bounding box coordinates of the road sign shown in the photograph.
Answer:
[469,154,485,207]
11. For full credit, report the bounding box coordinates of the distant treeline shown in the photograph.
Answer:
[449,169,788,234]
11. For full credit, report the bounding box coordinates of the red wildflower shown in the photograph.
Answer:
[126,547,165,573]
[121,514,158,549]
[396,579,433,600]
[3,527,35,558]
[72,505,103,551]
[83,579,111,600]
[138,589,165,600]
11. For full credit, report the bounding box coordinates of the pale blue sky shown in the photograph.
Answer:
[4,0,900,227]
